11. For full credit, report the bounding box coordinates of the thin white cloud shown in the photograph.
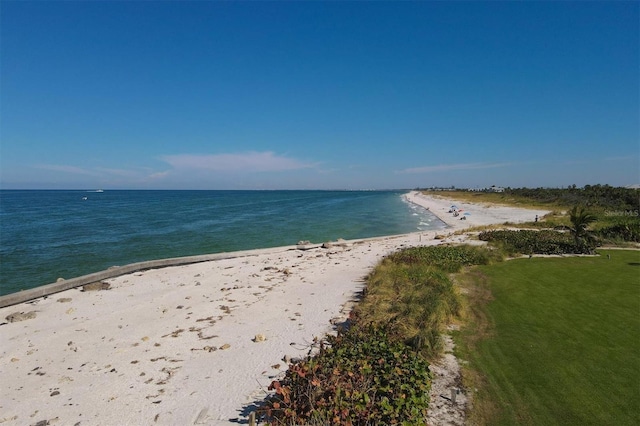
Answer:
[148,171,171,180]
[161,151,316,173]
[604,155,637,162]
[399,162,512,174]
[35,164,147,178]
[34,164,163,184]
[34,164,99,176]
[95,167,140,177]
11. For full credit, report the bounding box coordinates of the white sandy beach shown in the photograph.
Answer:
[0,193,549,425]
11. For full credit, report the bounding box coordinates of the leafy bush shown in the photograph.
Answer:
[258,245,499,424]
[259,324,432,425]
[597,222,640,243]
[478,230,584,255]
[386,245,495,272]
[507,185,640,211]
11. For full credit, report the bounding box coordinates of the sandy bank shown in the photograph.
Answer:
[0,192,549,425]
[406,191,549,230]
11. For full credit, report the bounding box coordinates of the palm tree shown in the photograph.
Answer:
[568,206,597,253]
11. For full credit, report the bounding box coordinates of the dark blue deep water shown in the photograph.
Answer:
[0,190,445,295]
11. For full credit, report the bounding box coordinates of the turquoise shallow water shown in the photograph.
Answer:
[0,190,446,295]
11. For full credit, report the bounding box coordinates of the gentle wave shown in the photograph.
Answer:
[0,190,445,295]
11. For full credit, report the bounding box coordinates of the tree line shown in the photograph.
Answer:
[505,184,639,211]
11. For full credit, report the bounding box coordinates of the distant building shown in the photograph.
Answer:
[487,185,505,193]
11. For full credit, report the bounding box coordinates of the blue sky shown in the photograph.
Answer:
[1,1,638,190]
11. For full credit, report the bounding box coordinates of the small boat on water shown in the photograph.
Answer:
[96,189,104,193]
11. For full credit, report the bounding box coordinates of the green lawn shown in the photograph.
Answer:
[457,250,640,425]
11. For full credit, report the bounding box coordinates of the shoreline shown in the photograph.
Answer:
[0,191,447,308]
[0,190,546,308]
[0,190,437,304]
[0,193,549,425]
[0,233,430,310]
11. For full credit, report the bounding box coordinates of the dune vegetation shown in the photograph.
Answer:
[424,185,640,244]
[258,245,493,424]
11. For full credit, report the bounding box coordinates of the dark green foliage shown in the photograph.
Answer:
[478,229,587,255]
[506,185,640,211]
[568,206,598,253]
[386,245,495,272]
[259,324,432,425]
[597,221,640,242]
[257,245,499,424]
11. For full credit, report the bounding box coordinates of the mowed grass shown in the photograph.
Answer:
[457,250,640,425]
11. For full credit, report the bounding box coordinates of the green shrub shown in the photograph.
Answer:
[259,324,432,425]
[597,221,640,242]
[478,229,584,255]
[386,245,495,272]
[258,245,499,424]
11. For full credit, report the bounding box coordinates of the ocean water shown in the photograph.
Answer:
[0,190,446,296]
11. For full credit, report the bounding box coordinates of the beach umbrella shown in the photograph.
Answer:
[464,212,471,216]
